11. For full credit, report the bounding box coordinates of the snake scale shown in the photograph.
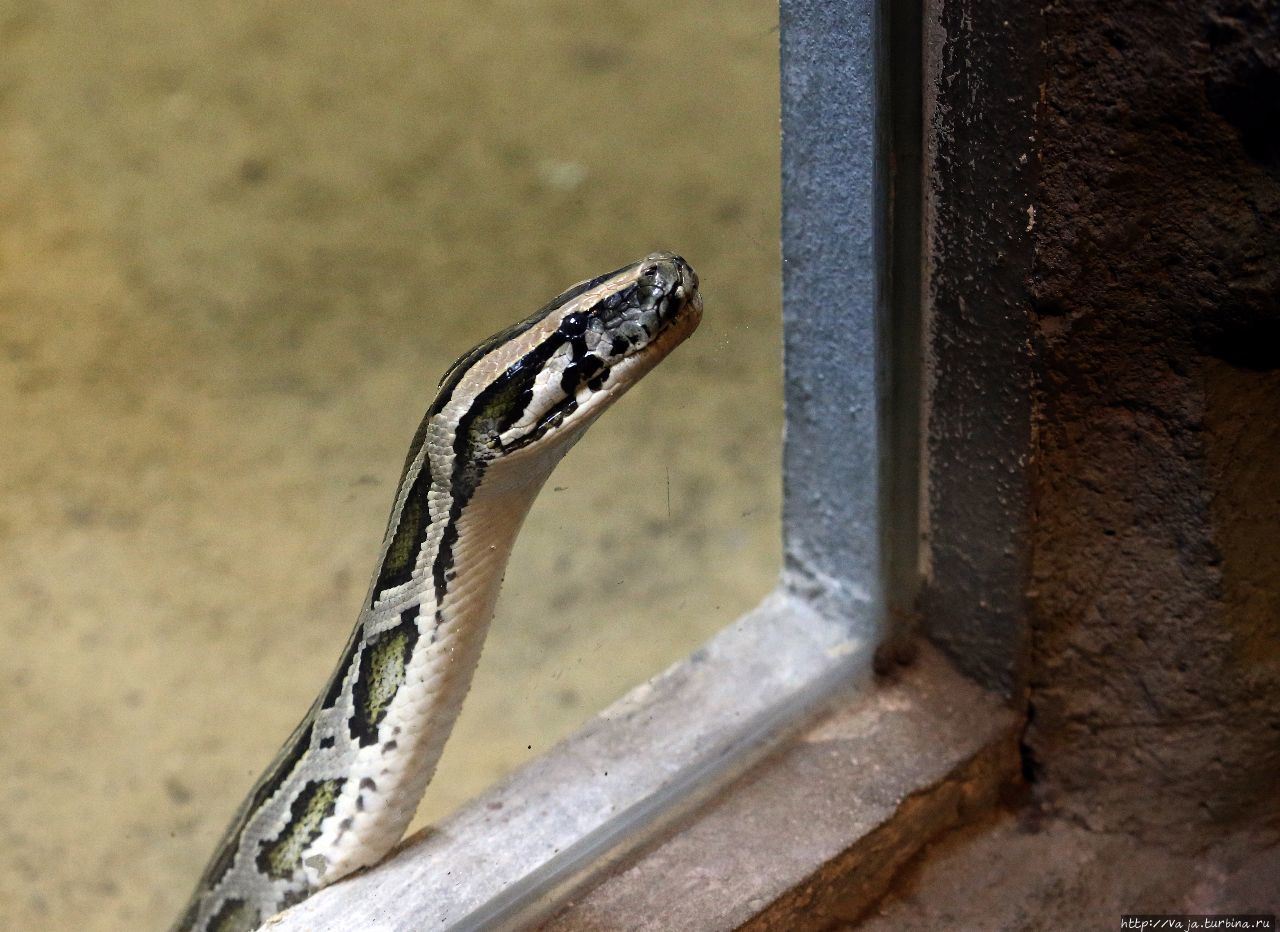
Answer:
[173,253,702,932]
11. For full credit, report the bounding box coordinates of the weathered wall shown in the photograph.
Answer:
[919,0,1041,699]
[1025,0,1280,837]
[924,0,1279,841]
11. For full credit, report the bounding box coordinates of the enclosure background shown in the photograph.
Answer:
[0,1,782,927]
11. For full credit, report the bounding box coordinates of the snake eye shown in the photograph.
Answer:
[638,265,666,291]
[560,312,589,338]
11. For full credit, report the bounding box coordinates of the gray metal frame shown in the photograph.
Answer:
[781,0,886,627]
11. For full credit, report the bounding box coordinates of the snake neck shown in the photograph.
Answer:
[308,468,552,885]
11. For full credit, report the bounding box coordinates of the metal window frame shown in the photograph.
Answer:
[270,2,941,928]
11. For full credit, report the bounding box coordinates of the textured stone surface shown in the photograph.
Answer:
[863,810,1280,930]
[542,647,1018,931]
[920,0,1280,844]
[1024,0,1280,840]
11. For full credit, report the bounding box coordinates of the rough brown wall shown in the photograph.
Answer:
[1026,0,1280,838]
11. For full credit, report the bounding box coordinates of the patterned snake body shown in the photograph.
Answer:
[175,253,702,932]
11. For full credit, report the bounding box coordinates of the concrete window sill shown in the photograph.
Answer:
[542,646,1019,930]
[268,594,1019,931]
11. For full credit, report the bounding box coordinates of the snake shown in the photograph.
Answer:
[172,253,703,932]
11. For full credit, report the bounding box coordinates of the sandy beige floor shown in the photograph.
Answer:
[0,1,781,928]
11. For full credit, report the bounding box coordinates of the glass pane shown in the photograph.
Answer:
[0,2,781,929]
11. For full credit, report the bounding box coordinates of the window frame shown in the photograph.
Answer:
[269,0,1027,927]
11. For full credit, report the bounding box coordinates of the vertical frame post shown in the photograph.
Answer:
[780,0,887,628]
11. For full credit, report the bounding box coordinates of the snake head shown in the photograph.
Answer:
[438,252,702,473]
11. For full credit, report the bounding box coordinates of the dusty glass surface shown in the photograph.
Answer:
[0,1,781,928]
